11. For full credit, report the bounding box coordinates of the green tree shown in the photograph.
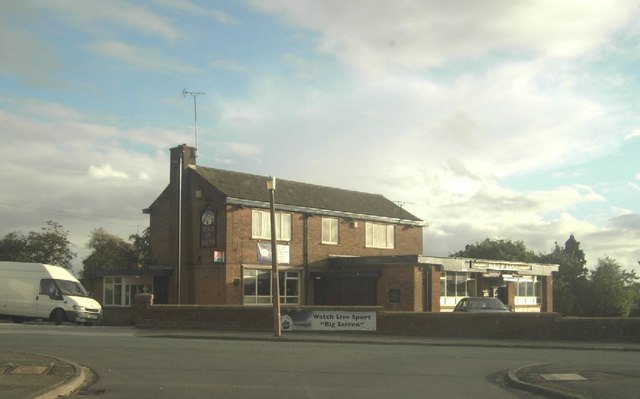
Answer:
[0,221,76,269]
[129,227,151,268]
[0,231,29,261]
[451,238,539,262]
[584,257,638,317]
[81,228,138,284]
[539,235,588,316]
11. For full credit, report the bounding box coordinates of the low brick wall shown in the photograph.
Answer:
[132,294,640,342]
[133,294,379,331]
[377,311,562,340]
[102,306,136,326]
[554,317,640,342]
[133,293,269,330]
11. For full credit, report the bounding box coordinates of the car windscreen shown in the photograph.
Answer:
[482,299,508,310]
[55,279,89,297]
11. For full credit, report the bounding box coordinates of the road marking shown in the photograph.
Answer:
[10,365,51,375]
[541,373,588,381]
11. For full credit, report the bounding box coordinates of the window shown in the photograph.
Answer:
[365,222,394,249]
[252,210,291,241]
[243,268,300,305]
[103,276,152,306]
[515,277,541,305]
[104,277,122,306]
[439,272,477,307]
[322,217,339,244]
[39,279,61,299]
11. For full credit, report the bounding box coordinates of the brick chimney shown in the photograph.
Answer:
[170,144,196,187]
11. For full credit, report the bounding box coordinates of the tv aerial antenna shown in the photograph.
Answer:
[182,88,206,154]
[392,200,415,208]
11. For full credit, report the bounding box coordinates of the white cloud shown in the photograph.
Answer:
[39,0,181,42]
[226,142,263,158]
[88,164,130,180]
[154,0,236,25]
[625,129,640,140]
[211,59,250,74]
[87,41,199,73]
[0,106,168,271]
[250,0,636,72]
[0,24,60,87]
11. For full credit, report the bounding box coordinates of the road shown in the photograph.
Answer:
[1,323,637,398]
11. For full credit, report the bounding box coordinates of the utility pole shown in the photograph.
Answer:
[267,177,282,337]
[182,89,206,154]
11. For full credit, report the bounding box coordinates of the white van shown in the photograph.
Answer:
[0,262,102,325]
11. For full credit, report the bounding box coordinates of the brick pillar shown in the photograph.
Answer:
[477,274,486,296]
[541,275,553,312]
[429,267,441,312]
[506,282,516,309]
[134,293,154,326]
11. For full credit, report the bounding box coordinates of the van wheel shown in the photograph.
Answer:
[52,309,64,325]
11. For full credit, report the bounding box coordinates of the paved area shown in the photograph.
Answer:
[2,329,639,398]
[508,362,640,399]
[0,351,85,399]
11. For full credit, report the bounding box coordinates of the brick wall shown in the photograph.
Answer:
[102,307,135,326]
[132,294,640,342]
[377,265,422,312]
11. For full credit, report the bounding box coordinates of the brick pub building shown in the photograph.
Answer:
[96,144,558,313]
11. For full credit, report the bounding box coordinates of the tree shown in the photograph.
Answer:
[539,235,589,316]
[451,238,539,262]
[81,228,138,284]
[583,257,638,317]
[0,221,76,269]
[129,227,151,268]
[0,231,29,261]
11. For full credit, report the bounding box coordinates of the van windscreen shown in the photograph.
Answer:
[55,279,88,297]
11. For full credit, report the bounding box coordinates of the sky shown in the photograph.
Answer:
[1,0,639,276]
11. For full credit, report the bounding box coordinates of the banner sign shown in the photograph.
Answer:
[281,310,376,332]
[257,242,290,264]
[472,261,532,271]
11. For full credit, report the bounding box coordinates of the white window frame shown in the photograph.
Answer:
[515,276,541,305]
[322,217,339,245]
[252,210,292,241]
[439,272,477,307]
[242,267,301,305]
[103,276,153,307]
[365,222,395,249]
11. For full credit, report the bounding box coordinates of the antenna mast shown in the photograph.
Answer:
[182,88,206,154]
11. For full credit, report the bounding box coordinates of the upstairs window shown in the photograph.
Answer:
[252,210,291,241]
[322,217,339,245]
[365,222,395,249]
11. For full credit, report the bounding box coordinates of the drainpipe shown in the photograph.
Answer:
[303,214,310,305]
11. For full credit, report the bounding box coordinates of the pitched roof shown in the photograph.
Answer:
[192,166,424,225]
